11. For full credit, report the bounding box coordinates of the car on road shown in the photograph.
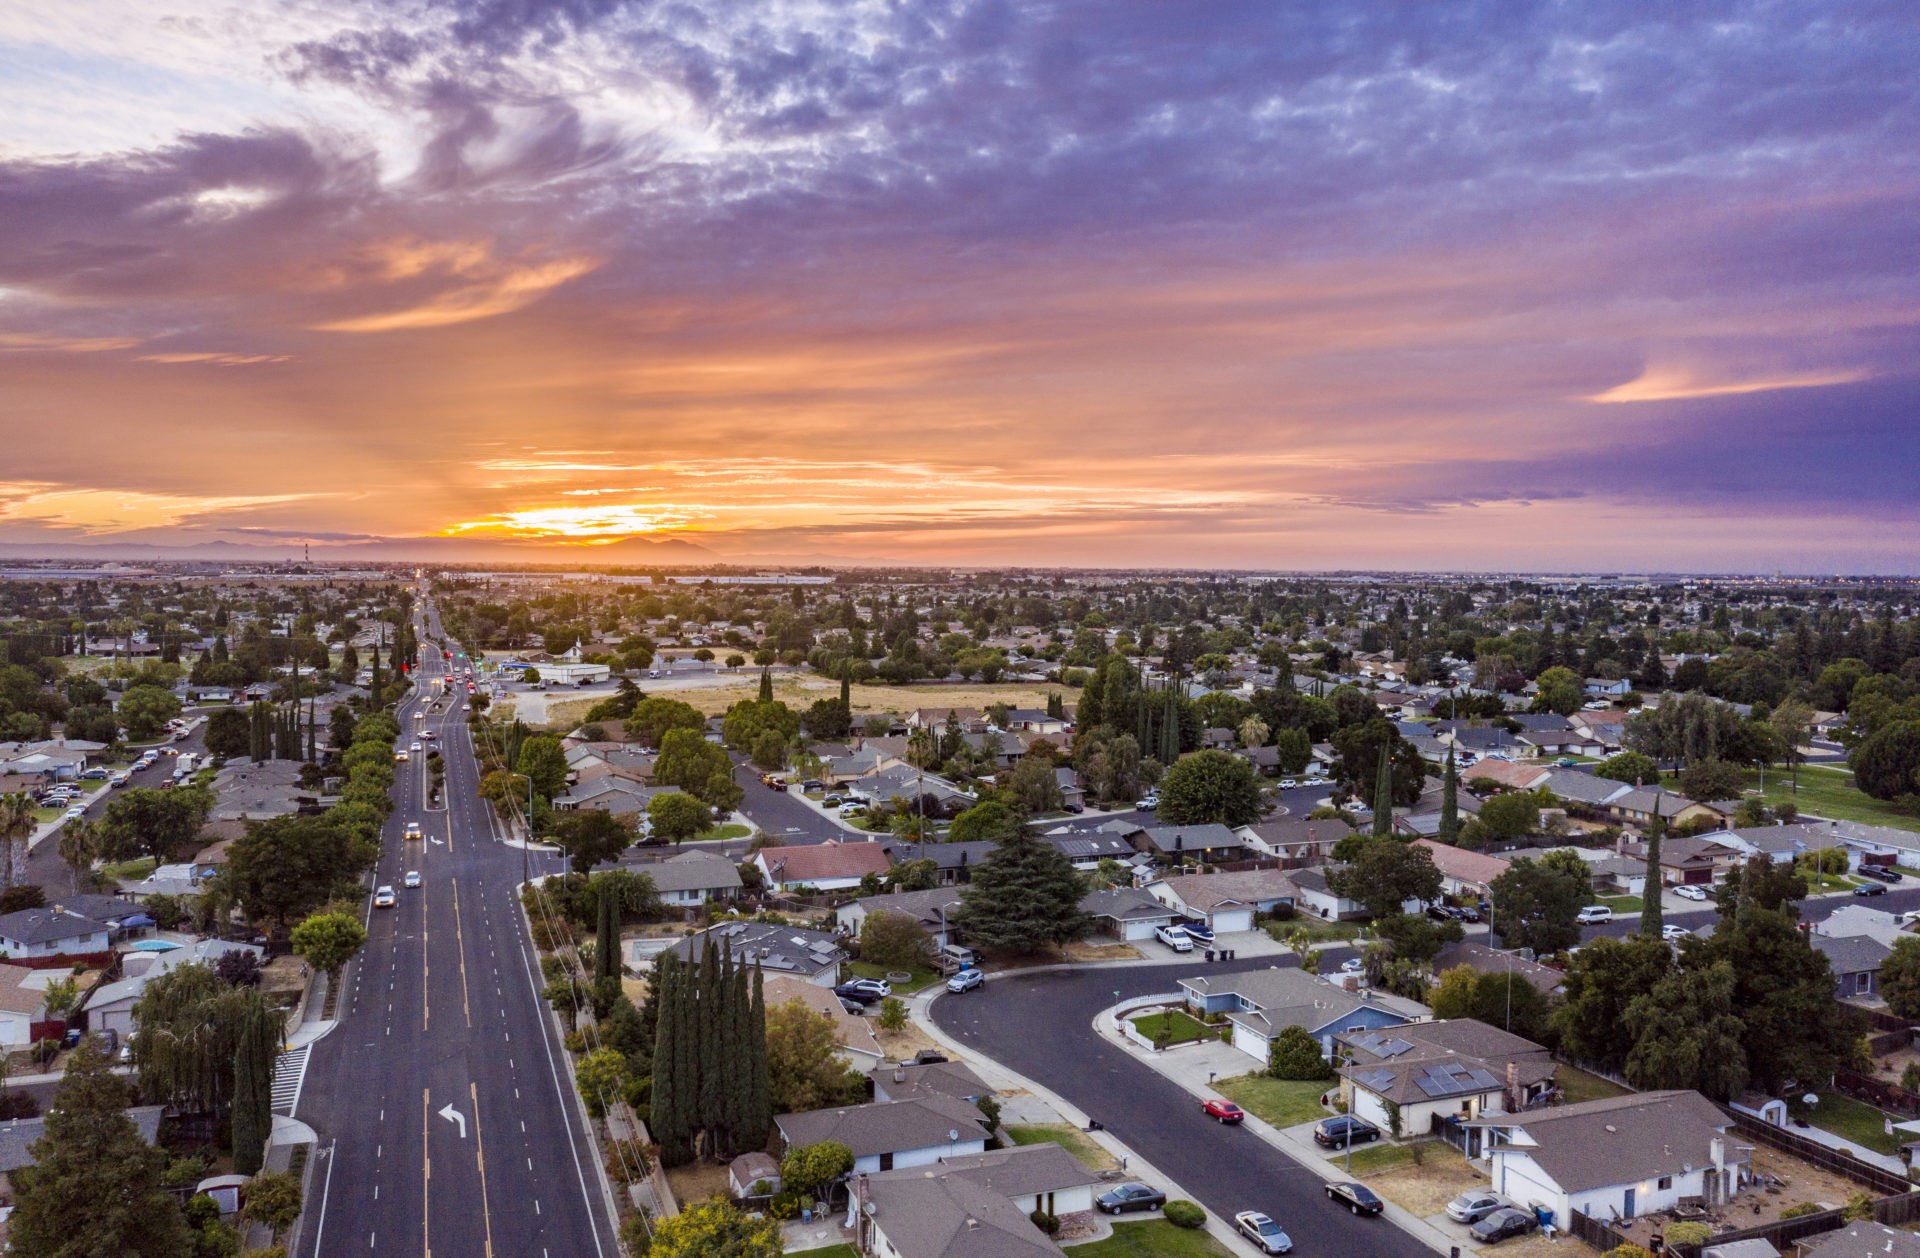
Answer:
[1575,904,1612,924]
[1325,1181,1383,1215]
[1470,1207,1539,1244]
[832,979,890,1005]
[1233,1211,1293,1253]
[109,771,129,787]
[373,885,397,909]
[1674,883,1710,901]
[1445,1190,1510,1224]
[946,968,985,993]
[1555,756,1581,766]
[1278,778,1298,789]
[403,870,422,889]
[1202,1098,1245,1124]
[1855,881,1888,896]
[1313,1115,1380,1148]
[394,750,409,763]
[1662,924,1691,940]
[404,822,422,840]
[1137,794,1159,810]
[1094,1183,1165,1215]
[63,805,85,820]
[410,741,422,752]
[1155,925,1194,952]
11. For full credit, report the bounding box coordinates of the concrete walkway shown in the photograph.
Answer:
[1784,1118,1909,1175]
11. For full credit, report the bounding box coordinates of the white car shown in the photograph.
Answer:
[1674,884,1710,901]
[1234,1212,1293,1254]
[1662,924,1691,941]
[394,750,409,763]
[373,886,397,909]
[62,806,85,820]
[1278,779,1298,789]
[404,871,422,889]
[1575,904,1613,924]
[837,801,867,817]
[410,741,422,752]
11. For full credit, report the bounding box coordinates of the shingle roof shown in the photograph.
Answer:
[0,907,106,945]
[1139,824,1243,853]
[1411,840,1511,888]
[1811,933,1893,978]
[1468,1090,1732,1194]
[641,850,743,895]
[756,839,895,884]
[1079,887,1173,924]
[1148,869,1297,912]
[0,1105,165,1173]
[872,1060,992,1104]
[863,1162,1059,1258]
[1799,1221,1920,1258]
[776,1095,989,1159]
[671,921,845,978]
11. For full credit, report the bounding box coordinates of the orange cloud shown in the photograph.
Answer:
[0,483,311,533]
[1585,363,1870,403]
[312,238,597,333]
[0,332,142,353]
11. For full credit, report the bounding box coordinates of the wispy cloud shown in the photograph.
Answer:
[0,483,310,534]
[312,240,597,332]
[1585,364,1873,404]
[0,332,142,353]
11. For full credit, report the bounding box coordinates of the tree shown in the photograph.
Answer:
[291,911,367,991]
[624,696,705,748]
[9,1040,193,1258]
[1330,719,1424,806]
[240,1171,303,1245]
[0,791,31,888]
[645,1199,781,1258]
[1640,805,1665,939]
[548,808,636,870]
[118,683,182,740]
[98,786,214,863]
[948,799,1025,845]
[1157,750,1263,827]
[646,792,712,846]
[1001,754,1065,814]
[1623,961,1749,1100]
[765,998,865,1113]
[1372,912,1461,964]
[517,735,569,801]
[1532,666,1584,716]
[231,995,280,1175]
[1716,855,1808,916]
[225,814,364,929]
[1678,758,1745,802]
[860,911,931,971]
[750,727,788,772]
[781,1139,855,1200]
[575,1047,627,1118]
[1851,720,1920,801]
[204,707,253,760]
[1431,964,1481,1021]
[1487,857,1587,954]
[1327,837,1442,921]
[1267,1024,1334,1080]
[1433,966,1554,1042]
[955,829,1092,955]
[1881,937,1920,1019]
[1438,749,1460,844]
[1771,698,1814,794]
[654,728,739,810]
[1476,791,1542,843]
[57,815,98,894]
[1594,751,1659,785]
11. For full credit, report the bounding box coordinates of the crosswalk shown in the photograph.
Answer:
[272,1043,311,1115]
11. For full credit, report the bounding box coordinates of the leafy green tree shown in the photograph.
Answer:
[1678,757,1745,802]
[1438,749,1460,843]
[765,998,865,1113]
[1623,961,1749,1100]
[1327,836,1442,921]
[654,728,742,811]
[750,727,788,772]
[1640,807,1665,938]
[1771,698,1814,793]
[1881,936,1920,1019]
[1267,1025,1334,1080]
[859,911,931,970]
[291,911,367,991]
[548,808,637,870]
[1372,912,1461,964]
[646,792,712,846]
[98,786,214,863]
[1488,856,1587,954]
[1851,720,1920,801]
[646,1199,781,1258]
[517,735,569,801]
[225,815,365,929]
[1714,856,1808,916]
[1331,719,1425,806]
[203,707,253,760]
[624,697,706,748]
[1532,666,1584,716]
[117,683,182,740]
[955,828,1092,955]
[10,1040,193,1258]
[948,799,1025,844]
[575,1047,627,1118]
[240,1171,303,1245]
[231,995,281,1175]
[1476,791,1542,843]
[1157,749,1263,827]
[782,1140,855,1201]
[1001,754,1065,814]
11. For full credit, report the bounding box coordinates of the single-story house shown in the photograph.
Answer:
[1584,678,1634,697]
[670,921,845,987]
[1812,905,1909,951]
[1799,1222,1920,1258]
[835,888,965,951]
[871,1059,991,1105]
[1145,869,1296,935]
[1609,787,1735,831]
[638,850,742,910]
[82,938,267,1037]
[1337,1020,1557,1143]
[1587,856,1649,897]
[1620,834,1744,887]
[1128,824,1248,865]
[883,839,998,886]
[1411,840,1510,900]
[753,839,895,893]
[1178,967,1421,1065]
[1811,934,1893,1000]
[1054,767,1085,811]
[1041,830,1142,870]
[1537,769,1632,809]
[551,777,660,816]
[1465,761,1552,792]
[1430,942,1567,997]
[1079,887,1176,941]
[1235,818,1348,862]
[0,965,47,1046]
[775,1095,991,1175]
[1288,867,1370,921]
[0,907,111,961]
[762,976,883,1071]
[857,1148,1078,1258]
[1467,1090,1747,1230]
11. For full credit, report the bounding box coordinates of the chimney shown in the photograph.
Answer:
[1506,1061,1520,1112]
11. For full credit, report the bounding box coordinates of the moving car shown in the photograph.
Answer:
[1854,881,1888,897]
[410,741,422,752]
[63,806,85,820]
[404,822,422,840]
[1233,1211,1293,1254]
[1575,904,1612,924]
[373,885,397,909]
[1445,1190,1510,1224]
[946,968,985,994]
[1470,1207,1539,1244]
[1325,1181,1383,1215]
[1094,1183,1165,1215]
[1313,1115,1381,1148]
[404,871,422,888]
[1202,1098,1245,1124]
[1674,883,1710,901]
[394,750,409,763]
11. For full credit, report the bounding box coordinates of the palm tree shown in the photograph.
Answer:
[0,794,36,890]
[58,818,98,894]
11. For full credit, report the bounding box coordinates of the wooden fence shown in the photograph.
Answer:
[1665,1203,1849,1258]
[1860,1007,1917,1034]
[1834,1067,1920,1118]
[1568,1209,1633,1252]
[1722,1110,1912,1196]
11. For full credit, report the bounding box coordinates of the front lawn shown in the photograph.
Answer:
[847,961,939,994]
[100,856,157,881]
[692,822,751,843]
[1789,1089,1901,1154]
[1343,1141,1427,1175]
[1554,1065,1630,1105]
[1129,1010,1218,1046]
[1067,1220,1234,1257]
[1215,1074,1331,1128]
[1006,1124,1119,1172]
[1264,917,1363,944]
[1596,894,1644,913]
[797,1247,859,1258]
[1750,765,1920,835]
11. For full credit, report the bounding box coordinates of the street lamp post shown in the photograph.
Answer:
[506,771,535,885]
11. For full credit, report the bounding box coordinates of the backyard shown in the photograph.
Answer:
[1214,1074,1331,1129]
[1554,1065,1631,1106]
[1788,1089,1902,1154]
[1067,1219,1234,1257]
[1129,1010,1219,1047]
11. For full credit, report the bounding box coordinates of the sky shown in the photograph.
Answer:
[1,1,1917,571]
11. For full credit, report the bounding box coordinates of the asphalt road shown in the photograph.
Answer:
[295,603,617,1258]
[930,955,1427,1258]
[26,720,211,894]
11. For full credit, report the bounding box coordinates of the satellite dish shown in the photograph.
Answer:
[1802,1093,1820,1107]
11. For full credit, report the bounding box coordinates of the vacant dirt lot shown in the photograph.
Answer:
[1362,1155,1486,1217]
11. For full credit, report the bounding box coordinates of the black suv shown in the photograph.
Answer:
[1312,1116,1381,1148]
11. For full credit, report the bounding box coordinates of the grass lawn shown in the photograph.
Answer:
[100,856,157,881]
[1129,1010,1218,1047]
[1749,765,1920,834]
[692,822,750,843]
[1554,1065,1630,1105]
[1789,1089,1901,1154]
[1067,1220,1233,1258]
[1597,894,1644,913]
[798,1247,859,1258]
[847,960,939,994]
[1216,1074,1330,1128]
[1006,1124,1119,1172]
[1343,1141,1428,1175]
[1265,917,1363,944]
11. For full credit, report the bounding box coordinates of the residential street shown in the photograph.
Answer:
[294,605,617,1258]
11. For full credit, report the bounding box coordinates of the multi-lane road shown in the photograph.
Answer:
[295,606,617,1258]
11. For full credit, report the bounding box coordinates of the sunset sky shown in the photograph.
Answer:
[2,2,1916,570]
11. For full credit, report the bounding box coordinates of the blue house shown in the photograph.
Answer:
[1178,967,1425,1066]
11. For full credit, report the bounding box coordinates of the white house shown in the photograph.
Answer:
[859,1143,1099,1257]
[753,839,894,894]
[641,850,742,910]
[1336,1021,1556,1145]
[775,1096,989,1175]
[0,965,46,1046]
[1287,868,1370,921]
[1079,887,1176,942]
[0,908,110,960]
[1145,869,1296,936]
[1467,1090,1747,1230]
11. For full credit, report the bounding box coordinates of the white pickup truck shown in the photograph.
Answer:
[1155,925,1194,953]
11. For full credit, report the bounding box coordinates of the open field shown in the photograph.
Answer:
[1748,764,1920,834]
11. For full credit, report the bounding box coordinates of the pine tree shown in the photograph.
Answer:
[651,956,691,1164]
[956,829,1094,955]
[1372,748,1394,837]
[231,994,280,1175]
[741,967,771,1148]
[1439,748,1460,844]
[758,668,773,703]
[724,955,750,1153]
[1160,685,1179,763]
[1640,800,1665,939]
[839,672,851,715]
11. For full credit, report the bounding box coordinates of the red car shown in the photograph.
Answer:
[1202,1099,1244,1124]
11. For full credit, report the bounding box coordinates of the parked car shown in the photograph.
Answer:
[946,968,985,994]
[1313,1116,1380,1149]
[1575,904,1612,924]
[1470,1208,1539,1244]
[837,801,868,817]
[1233,1211,1293,1254]
[833,978,891,1004]
[1445,1191,1510,1224]
[373,886,397,909]
[1325,1182,1383,1216]
[1661,924,1691,940]
[1426,904,1454,922]
[800,779,824,791]
[1674,883,1710,901]
[1137,795,1159,810]
[1094,1183,1165,1215]
[1864,865,1903,882]
[1453,906,1482,923]
[1155,925,1194,953]
[1854,881,1888,897]
[1202,1098,1245,1124]
[823,794,845,807]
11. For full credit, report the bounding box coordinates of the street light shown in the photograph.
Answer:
[505,771,535,885]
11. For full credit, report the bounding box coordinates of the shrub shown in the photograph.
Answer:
[1162,1200,1205,1229]
[769,1193,800,1220]
[878,997,907,1033]
[1601,1246,1655,1258]
[1842,1191,1874,1222]
[1664,1222,1711,1247]
[1029,1210,1060,1236]
[1268,1024,1336,1081]
[1780,1202,1822,1219]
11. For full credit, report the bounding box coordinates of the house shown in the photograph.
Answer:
[1038,830,1142,871]
[1463,761,1552,793]
[1177,967,1422,1065]
[775,1095,990,1175]
[1337,1020,1557,1144]
[728,1151,781,1199]
[1609,787,1734,830]
[551,777,661,816]
[1620,834,1744,887]
[1128,824,1248,865]
[835,888,965,951]
[1288,867,1370,921]
[1811,934,1894,999]
[1202,727,1236,751]
[0,907,111,961]
[1516,730,1611,758]
[1466,1090,1747,1230]
[753,839,895,893]
[1430,942,1567,996]
[669,921,846,987]
[1411,840,1510,900]
[1235,818,1348,863]
[1053,767,1085,811]
[1079,887,1176,942]
[1799,1222,1920,1258]
[1144,869,1296,935]
[81,938,268,1037]
[1000,709,1071,736]
[1587,855,1649,897]
[907,707,986,733]
[641,850,743,910]
[762,976,883,1071]
[881,839,998,886]
[1537,769,1632,809]
[871,1059,991,1105]
[0,965,47,1046]
[1811,905,1910,951]
[1584,678,1633,697]
[857,1148,1079,1258]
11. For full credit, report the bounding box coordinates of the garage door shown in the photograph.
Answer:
[1229,1021,1270,1063]
[1210,908,1255,935]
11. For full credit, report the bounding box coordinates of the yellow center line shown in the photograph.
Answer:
[422,1087,432,1257]
[453,877,472,1028]
[471,1081,497,1257]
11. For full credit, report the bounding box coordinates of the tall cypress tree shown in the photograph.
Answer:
[741,967,771,1149]
[723,954,749,1153]
[694,940,723,1151]
[1640,800,1665,938]
[1372,749,1394,837]
[1439,748,1460,844]
[758,668,773,703]
[650,956,691,1164]
[594,885,619,983]
[231,994,279,1175]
